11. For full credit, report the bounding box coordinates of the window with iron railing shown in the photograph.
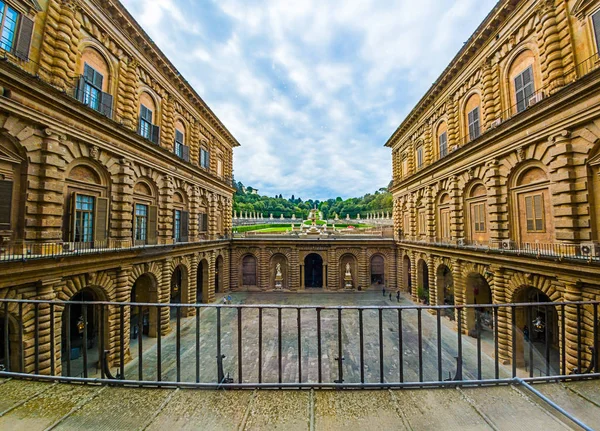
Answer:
[139,105,160,144]
[76,63,113,118]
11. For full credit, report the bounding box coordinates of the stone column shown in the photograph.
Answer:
[290,248,300,291]
[259,248,269,291]
[481,59,495,130]
[159,176,174,245]
[36,278,60,375]
[111,158,134,247]
[27,129,67,243]
[410,252,418,302]
[562,280,583,374]
[114,266,132,366]
[161,95,175,151]
[491,266,511,364]
[427,255,436,307]
[449,176,462,242]
[359,249,369,289]
[536,0,564,93]
[327,249,337,290]
[446,95,459,148]
[207,253,216,303]
[548,131,585,243]
[453,260,466,333]
[187,254,199,316]
[158,259,173,336]
[425,186,435,242]
[485,159,505,244]
[208,193,218,240]
[116,58,140,129]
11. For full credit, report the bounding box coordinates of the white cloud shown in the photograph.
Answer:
[121,0,496,200]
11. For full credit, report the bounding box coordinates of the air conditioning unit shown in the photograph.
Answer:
[489,118,502,130]
[501,239,515,250]
[580,242,599,257]
[62,242,77,253]
[528,93,544,108]
[449,145,459,153]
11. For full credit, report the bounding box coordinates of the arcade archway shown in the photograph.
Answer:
[197,259,209,302]
[370,255,385,286]
[403,255,411,294]
[304,253,323,288]
[417,259,429,303]
[465,273,492,336]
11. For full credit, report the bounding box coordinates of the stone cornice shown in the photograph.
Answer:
[0,60,235,196]
[384,0,521,149]
[89,0,240,149]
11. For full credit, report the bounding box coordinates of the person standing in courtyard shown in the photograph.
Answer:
[389,292,392,301]
[382,287,386,297]
[396,291,400,303]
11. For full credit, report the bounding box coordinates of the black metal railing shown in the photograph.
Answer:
[0,236,232,263]
[0,298,598,388]
[398,237,600,263]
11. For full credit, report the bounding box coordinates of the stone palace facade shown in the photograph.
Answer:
[387,0,600,372]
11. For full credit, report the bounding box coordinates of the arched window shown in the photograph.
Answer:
[138,92,159,144]
[133,180,158,245]
[438,193,451,242]
[466,183,487,243]
[510,166,554,243]
[77,48,113,118]
[172,191,189,243]
[464,93,481,141]
[508,50,539,114]
[436,122,448,159]
[64,163,109,245]
[174,120,190,162]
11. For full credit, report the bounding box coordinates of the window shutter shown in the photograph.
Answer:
[525,196,534,231]
[94,197,109,245]
[99,92,113,118]
[534,195,544,231]
[181,211,189,242]
[141,105,153,122]
[132,204,137,243]
[83,64,95,82]
[14,15,34,60]
[182,145,190,162]
[76,76,86,103]
[148,205,158,245]
[69,192,78,242]
[0,180,13,230]
[593,11,600,53]
[173,209,177,240]
[151,125,160,145]
[93,70,104,90]
[175,130,184,143]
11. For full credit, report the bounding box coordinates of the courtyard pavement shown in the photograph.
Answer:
[122,291,522,385]
[0,378,598,430]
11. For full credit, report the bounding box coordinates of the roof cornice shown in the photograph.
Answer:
[384,0,521,149]
[92,0,240,148]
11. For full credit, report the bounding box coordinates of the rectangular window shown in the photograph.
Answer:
[525,194,545,232]
[593,10,600,54]
[418,210,426,236]
[439,132,448,158]
[416,146,424,169]
[402,156,409,177]
[75,194,94,242]
[515,66,535,113]
[473,202,486,233]
[468,107,480,141]
[135,203,148,242]
[0,179,13,230]
[0,2,18,53]
[139,105,153,140]
[174,209,182,242]
[175,130,184,158]
[217,158,223,177]
[200,148,209,169]
[198,212,208,232]
[440,208,450,240]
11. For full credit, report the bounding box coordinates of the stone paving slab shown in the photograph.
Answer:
[537,381,600,427]
[460,386,570,431]
[146,389,253,431]
[54,386,173,430]
[314,390,409,430]
[0,383,100,431]
[0,380,599,430]
[243,390,310,431]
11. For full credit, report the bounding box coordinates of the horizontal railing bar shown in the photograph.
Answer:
[0,371,598,390]
[0,298,597,309]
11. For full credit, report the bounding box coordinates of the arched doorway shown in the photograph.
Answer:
[513,287,559,374]
[131,273,158,340]
[170,265,188,319]
[403,255,411,294]
[61,288,106,377]
[0,312,20,372]
[417,259,429,303]
[215,255,224,293]
[304,253,323,288]
[370,255,385,286]
[436,264,454,306]
[465,273,492,336]
[241,255,256,287]
[197,259,209,303]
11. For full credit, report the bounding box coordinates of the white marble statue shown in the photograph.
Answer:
[276,263,282,278]
[345,263,351,277]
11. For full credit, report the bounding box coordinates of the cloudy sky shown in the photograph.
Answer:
[121,0,496,200]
